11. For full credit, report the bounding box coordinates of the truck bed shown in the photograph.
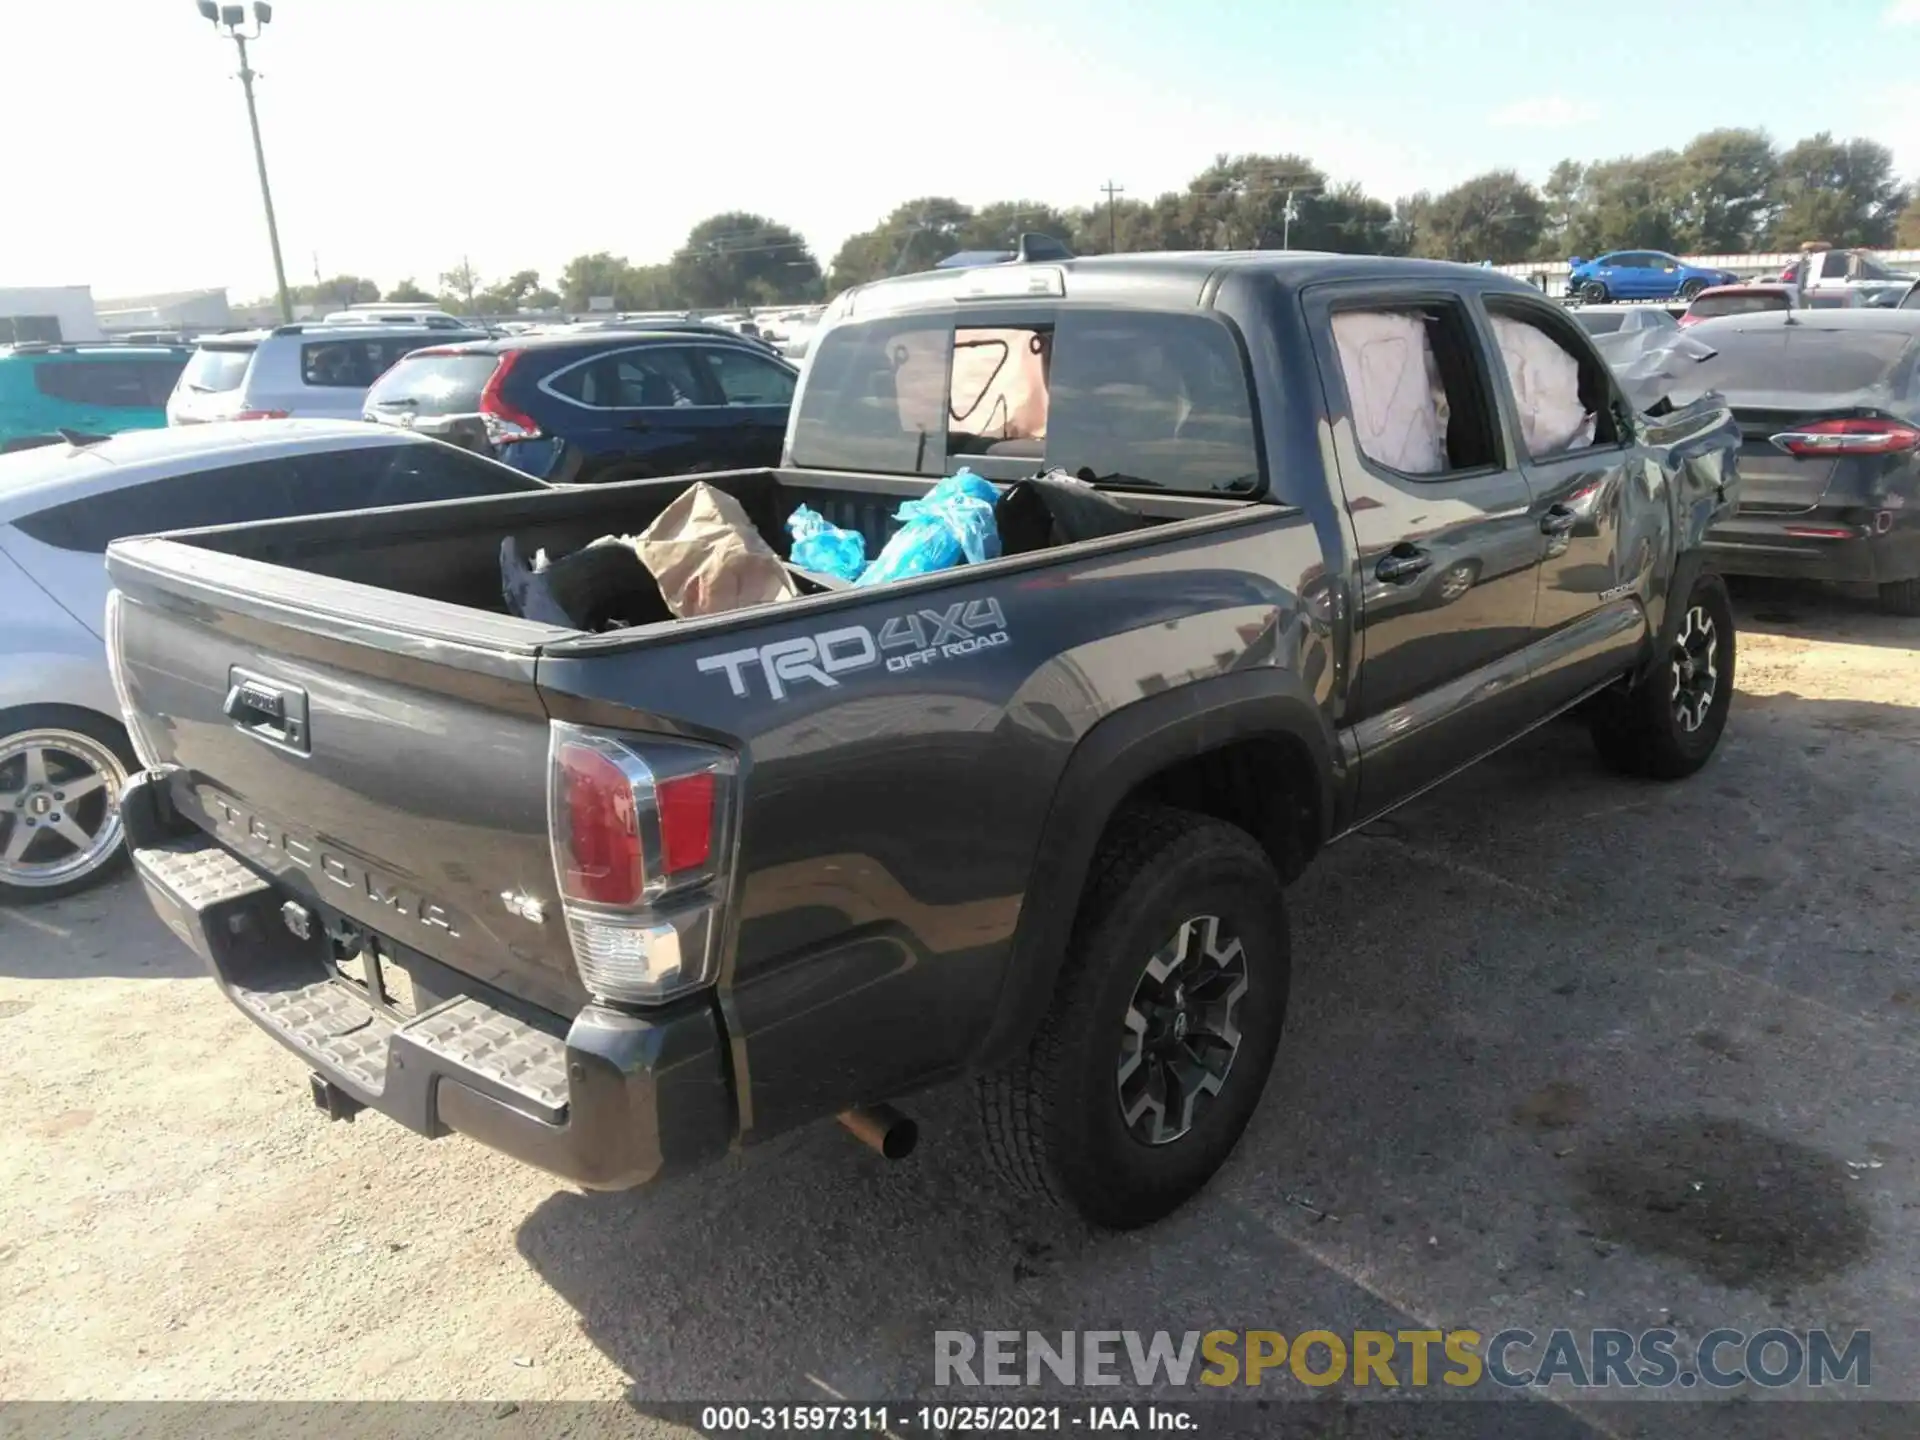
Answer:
[105,465,1278,1035]
[160,466,1237,628]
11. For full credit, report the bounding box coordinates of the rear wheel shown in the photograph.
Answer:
[0,707,136,903]
[976,807,1291,1229]
[1879,578,1920,616]
[1580,281,1608,303]
[1589,573,1735,780]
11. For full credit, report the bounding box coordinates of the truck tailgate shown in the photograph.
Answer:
[108,538,585,1016]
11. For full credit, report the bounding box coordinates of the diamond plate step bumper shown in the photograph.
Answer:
[124,770,734,1189]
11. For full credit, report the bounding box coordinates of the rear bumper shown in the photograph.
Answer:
[1705,510,1920,586]
[121,770,735,1190]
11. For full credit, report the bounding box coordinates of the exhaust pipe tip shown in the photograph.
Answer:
[838,1103,917,1160]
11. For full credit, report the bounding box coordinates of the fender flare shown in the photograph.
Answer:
[972,668,1339,1069]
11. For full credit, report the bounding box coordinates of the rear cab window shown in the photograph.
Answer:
[791,308,1262,494]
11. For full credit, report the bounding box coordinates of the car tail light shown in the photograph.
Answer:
[478,350,541,444]
[1769,418,1920,457]
[233,409,290,420]
[547,722,737,1005]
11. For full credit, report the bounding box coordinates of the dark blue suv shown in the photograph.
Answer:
[361,329,798,483]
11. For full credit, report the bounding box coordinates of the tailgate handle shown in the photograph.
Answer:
[224,669,310,754]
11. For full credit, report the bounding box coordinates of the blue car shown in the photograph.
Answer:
[1566,250,1741,304]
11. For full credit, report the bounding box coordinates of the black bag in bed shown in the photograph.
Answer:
[994,472,1153,555]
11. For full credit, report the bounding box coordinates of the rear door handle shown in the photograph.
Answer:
[1375,548,1432,583]
[1541,505,1578,536]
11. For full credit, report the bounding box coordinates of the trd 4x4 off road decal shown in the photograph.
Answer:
[696,599,1009,700]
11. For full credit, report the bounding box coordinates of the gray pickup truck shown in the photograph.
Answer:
[105,254,1741,1229]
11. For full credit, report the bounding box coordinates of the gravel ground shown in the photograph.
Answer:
[3,580,1918,1434]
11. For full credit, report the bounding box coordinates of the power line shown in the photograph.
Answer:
[1101,179,1125,251]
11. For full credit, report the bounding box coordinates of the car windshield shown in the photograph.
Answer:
[1574,312,1626,335]
[180,345,256,393]
[363,352,501,416]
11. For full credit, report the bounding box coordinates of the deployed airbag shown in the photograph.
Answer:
[1490,316,1595,456]
[1331,311,1446,474]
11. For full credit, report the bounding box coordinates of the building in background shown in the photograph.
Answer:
[95,288,233,337]
[0,286,103,343]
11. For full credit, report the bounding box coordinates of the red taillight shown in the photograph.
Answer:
[233,409,290,420]
[555,741,644,905]
[1769,418,1920,457]
[658,771,717,875]
[478,350,541,442]
[547,724,737,1005]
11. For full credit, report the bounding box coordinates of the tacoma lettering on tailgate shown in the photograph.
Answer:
[201,789,461,937]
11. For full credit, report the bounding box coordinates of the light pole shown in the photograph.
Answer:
[197,1,293,322]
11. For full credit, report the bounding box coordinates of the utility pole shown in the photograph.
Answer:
[1282,188,1297,251]
[1101,179,1125,252]
[198,3,293,323]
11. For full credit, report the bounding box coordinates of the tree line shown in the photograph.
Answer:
[258,128,1919,315]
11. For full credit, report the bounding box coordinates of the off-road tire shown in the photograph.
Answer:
[976,806,1290,1229]
[1878,578,1920,616]
[1589,572,1735,780]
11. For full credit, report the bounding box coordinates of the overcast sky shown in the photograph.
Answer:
[5,0,1916,300]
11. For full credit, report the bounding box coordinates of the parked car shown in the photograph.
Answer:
[1680,284,1799,326]
[0,421,548,900]
[1688,310,1920,613]
[166,322,486,426]
[361,330,798,482]
[1567,251,1742,304]
[1569,304,1680,337]
[108,254,1739,1229]
[0,343,190,453]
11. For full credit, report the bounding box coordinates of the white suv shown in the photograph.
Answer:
[166,321,486,425]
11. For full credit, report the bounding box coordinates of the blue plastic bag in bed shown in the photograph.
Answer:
[854,468,1001,587]
[786,504,867,582]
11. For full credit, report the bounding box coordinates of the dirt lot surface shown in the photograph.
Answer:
[3,581,1918,1434]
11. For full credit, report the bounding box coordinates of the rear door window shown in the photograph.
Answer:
[300,337,451,389]
[181,345,256,393]
[696,346,798,406]
[792,309,1261,492]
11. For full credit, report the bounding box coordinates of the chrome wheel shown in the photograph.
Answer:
[0,729,129,890]
[1116,915,1249,1146]
[1670,604,1719,733]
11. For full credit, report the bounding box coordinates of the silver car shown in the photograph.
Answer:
[0,421,546,900]
[166,322,485,425]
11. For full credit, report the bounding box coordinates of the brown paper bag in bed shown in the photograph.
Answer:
[630,481,799,619]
